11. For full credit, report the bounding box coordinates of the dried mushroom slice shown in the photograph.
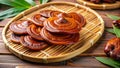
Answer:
[10,20,32,35]
[10,33,21,44]
[40,10,62,18]
[44,13,81,34]
[68,12,86,27]
[20,35,48,51]
[31,14,47,26]
[27,24,44,41]
[40,28,79,45]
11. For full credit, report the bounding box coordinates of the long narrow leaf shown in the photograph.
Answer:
[12,0,32,8]
[95,57,120,68]
[107,14,120,20]
[0,8,26,20]
[25,0,36,6]
[106,29,115,34]
[0,8,25,17]
[39,0,49,4]
[0,12,20,20]
[0,0,22,8]
[113,25,120,38]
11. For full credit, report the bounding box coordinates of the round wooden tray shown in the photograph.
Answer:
[77,0,120,10]
[2,2,104,63]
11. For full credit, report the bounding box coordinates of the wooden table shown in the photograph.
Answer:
[0,0,119,68]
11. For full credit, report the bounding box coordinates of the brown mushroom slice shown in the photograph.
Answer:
[9,20,32,35]
[20,36,48,51]
[40,10,62,18]
[68,12,86,27]
[104,37,120,60]
[40,28,79,45]
[31,14,47,26]
[27,24,44,41]
[10,33,21,44]
[90,0,102,4]
[44,13,81,34]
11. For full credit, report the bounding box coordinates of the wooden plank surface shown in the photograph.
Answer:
[0,0,120,68]
[0,55,109,68]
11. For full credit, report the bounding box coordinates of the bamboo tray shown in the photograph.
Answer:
[77,0,120,10]
[2,2,104,63]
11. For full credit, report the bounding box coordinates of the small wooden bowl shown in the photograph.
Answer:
[2,2,104,63]
[77,0,120,10]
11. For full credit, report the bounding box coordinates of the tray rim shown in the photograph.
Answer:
[77,0,120,10]
[2,1,104,63]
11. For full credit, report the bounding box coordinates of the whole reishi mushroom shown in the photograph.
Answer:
[113,19,120,28]
[104,37,120,60]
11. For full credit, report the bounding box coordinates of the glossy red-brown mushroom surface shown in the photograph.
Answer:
[40,10,61,18]
[44,13,81,34]
[104,37,120,60]
[31,14,47,26]
[20,36,48,50]
[10,20,32,35]
[40,28,79,45]
[68,12,86,27]
[27,24,44,41]
[10,33,21,44]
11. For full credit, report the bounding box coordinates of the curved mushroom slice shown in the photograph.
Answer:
[27,24,44,41]
[10,33,21,44]
[31,14,47,26]
[44,13,81,34]
[68,12,86,27]
[40,28,79,45]
[20,35,48,51]
[40,10,62,18]
[9,20,32,35]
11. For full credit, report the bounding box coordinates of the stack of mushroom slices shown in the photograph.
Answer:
[9,10,86,51]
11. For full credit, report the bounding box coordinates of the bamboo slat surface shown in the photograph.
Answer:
[2,2,104,63]
[0,0,120,68]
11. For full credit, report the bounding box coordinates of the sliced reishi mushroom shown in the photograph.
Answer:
[10,33,21,44]
[44,13,81,34]
[40,28,79,45]
[27,24,44,41]
[9,20,32,35]
[20,36,48,50]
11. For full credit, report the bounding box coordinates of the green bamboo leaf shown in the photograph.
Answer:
[12,0,32,8]
[95,57,120,68]
[0,11,20,20]
[39,0,49,4]
[106,29,115,34]
[0,0,23,8]
[25,0,36,6]
[0,0,34,8]
[0,8,26,20]
[107,14,120,20]
[113,25,120,38]
[0,8,25,17]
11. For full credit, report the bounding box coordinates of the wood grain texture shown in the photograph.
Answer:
[0,55,109,68]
